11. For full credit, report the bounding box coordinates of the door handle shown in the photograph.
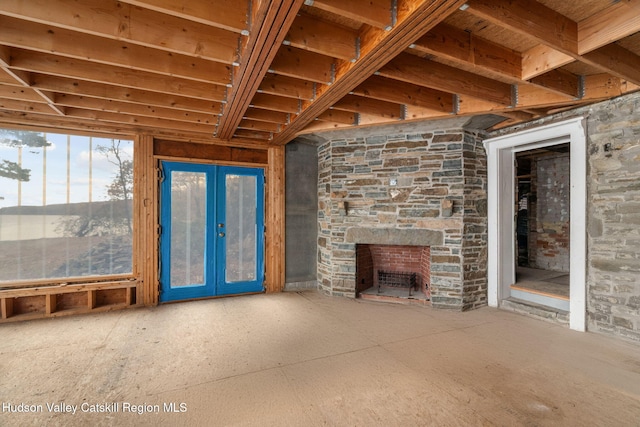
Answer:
[218,232,225,237]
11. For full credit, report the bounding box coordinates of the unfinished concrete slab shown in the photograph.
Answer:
[1,291,639,426]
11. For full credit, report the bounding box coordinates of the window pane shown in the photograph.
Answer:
[225,174,257,283]
[0,129,134,282]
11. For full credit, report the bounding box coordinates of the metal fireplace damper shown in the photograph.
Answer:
[377,270,418,296]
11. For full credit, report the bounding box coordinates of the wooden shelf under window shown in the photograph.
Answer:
[0,280,139,323]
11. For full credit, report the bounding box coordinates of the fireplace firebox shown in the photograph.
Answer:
[356,244,430,300]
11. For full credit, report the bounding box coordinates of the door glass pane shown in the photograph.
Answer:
[225,174,257,283]
[170,171,206,287]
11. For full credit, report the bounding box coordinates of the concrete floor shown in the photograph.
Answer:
[2,291,640,426]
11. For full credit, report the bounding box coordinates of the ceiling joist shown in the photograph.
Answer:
[272,0,467,144]
[216,0,304,140]
[0,0,637,142]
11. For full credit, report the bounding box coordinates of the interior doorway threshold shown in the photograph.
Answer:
[501,297,569,326]
[510,285,570,311]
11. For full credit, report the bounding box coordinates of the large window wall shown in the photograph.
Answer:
[0,129,134,283]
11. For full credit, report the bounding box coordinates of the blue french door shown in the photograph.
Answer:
[159,161,264,302]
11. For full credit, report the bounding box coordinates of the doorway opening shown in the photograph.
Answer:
[511,145,570,312]
[484,118,586,331]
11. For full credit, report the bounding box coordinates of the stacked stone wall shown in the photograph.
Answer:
[461,131,488,310]
[317,128,488,310]
[587,94,640,342]
[490,91,640,343]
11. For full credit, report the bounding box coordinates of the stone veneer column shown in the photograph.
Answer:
[317,128,488,310]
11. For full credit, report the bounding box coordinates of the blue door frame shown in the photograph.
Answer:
[159,161,265,302]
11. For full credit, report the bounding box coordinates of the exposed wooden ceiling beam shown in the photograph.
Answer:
[413,22,521,80]
[233,128,273,140]
[379,53,513,106]
[0,45,65,115]
[272,0,467,144]
[0,84,45,103]
[269,46,335,84]
[285,12,358,61]
[242,108,290,125]
[0,15,232,84]
[54,94,218,125]
[581,44,640,87]
[521,45,574,80]
[250,93,301,114]
[529,68,581,98]
[332,94,403,119]
[0,68,18,85]
[464,0,640,100]
[316,109,357,125]
[309,0,393,29]
[0,109,230,140]
[258,74,316,100]
[8,49,228,101]
[352,75,454,113]
[467,0,640,89]
[584,74,639,99]
[300,119,351,133]
[0,98,57,115]
[117,0,249,33]
[0,0,240,63]
[578,0,640,54]
[29,75,224,115]
[238,119,281,133]
[67,107,217,134]
[216,0,304,140]
[466,0,578,56]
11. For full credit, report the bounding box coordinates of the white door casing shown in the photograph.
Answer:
[483,118,587,331]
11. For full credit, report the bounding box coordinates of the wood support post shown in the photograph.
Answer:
[134,134,158,306]
[265,145,286,293]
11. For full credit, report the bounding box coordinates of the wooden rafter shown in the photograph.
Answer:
[582,44,640,87]
[0,15,233,84]
[413,22,522,80]
[466,0,578,56]
[258,74,316,100]
[379,53,513,106]
[216,0,304,140]
[0,0,637,142]
[352,75,455,113]
[8,49,228,101]
[0,45,65,115]
[118,0,249,33]
[271,0,467,144]
[54,94,218,125]
[0,0,241,63]
[332,94,403,119]
[466,0,640,91]
[309,0,393,29]
[285,12,359,61]
[269,46,336,84]
[578,1,640,54]
[30,74,224,115]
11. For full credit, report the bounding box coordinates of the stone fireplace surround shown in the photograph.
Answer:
[316,119,488,311]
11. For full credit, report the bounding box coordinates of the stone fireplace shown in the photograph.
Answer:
[317,121,488,311]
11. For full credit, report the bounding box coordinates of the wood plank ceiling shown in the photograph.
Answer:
[0,0,638,145]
